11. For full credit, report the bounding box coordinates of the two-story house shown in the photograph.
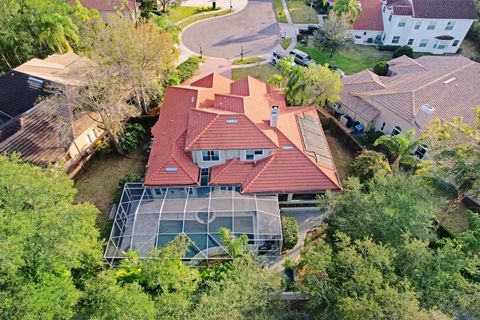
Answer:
[144,73,342,203]
[336,55,480,157]
[351,0,478,54]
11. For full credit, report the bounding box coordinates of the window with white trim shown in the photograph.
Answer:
[202,150,220,161]
[427,21,436,30]
[85,130,97,144]
[388,14,392,22]
[415,144,428,159]
[380,122,386,131]
[245,149,264,161]
[398,18,407,27]
[419,39,428,48]
[407,39,414,45]
[452,40,459,47]
[445,21,455,31]
[392,36,400,44]
[414,21,421,30]
[391,126,402,135]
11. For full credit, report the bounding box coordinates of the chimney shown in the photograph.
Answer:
[414,104,435,128]
[270,106,279,128]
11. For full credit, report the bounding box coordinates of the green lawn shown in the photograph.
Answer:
[166,6,199,23]
[232,64,278,82]
[233,56,266,65]
[75,147,147,228]
[178,9,232,29]
[281,38,292,50]
[273,0,288,23]
[297,44,393,74]
[286,0,318,24]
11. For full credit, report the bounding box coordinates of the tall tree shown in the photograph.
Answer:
[270,57,342,107]
[333,0,362,21]
[374,128,422,170]
[313,11,351,58]
[37,13,79,53]
[88,17,177,112]
[418,109,480,213]
[324,174,441,246]
[0,155,101,319]
[157,0,185,13]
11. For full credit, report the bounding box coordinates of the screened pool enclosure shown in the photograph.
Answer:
[105,184,283,265]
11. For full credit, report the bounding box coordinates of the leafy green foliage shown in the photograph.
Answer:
[219,227,249,258]
[350,150,391,182]
[299,233,447,319]
[281,213,299,250]
[324,174,440,246]
[0,155,101,319]
[313,11,351,58]
[374,128,421,170]
[392,45,414,58]
[169,56,201,84]
[372,60,389,76]
[200,262,234,283]
[332,0,362,21]
[196,5,221,13]
[119,123,147,153]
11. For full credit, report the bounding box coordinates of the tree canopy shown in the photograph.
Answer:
[313,11,351,58]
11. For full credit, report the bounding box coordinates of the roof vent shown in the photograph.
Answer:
[281,146,294,150]
[191,96,195,103]
[443,77,456,84]
[226,119,238,124]
[414,104,435,128]
[165,167,177,172]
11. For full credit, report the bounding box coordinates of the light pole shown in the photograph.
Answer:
[230,0,232,12]
[199,43,203,59]
[240,45,244,61]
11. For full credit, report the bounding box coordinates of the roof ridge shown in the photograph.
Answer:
[243,116,278,147]
[242,155,276,192]
[209,159,236,184]
[185,113,219,149]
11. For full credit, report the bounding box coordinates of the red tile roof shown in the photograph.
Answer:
[353,0,384,31]
[144,73,341,194]
[411,0,478,19]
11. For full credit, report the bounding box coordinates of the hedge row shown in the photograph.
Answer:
[281,213,299,250]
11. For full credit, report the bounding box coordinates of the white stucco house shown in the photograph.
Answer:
[351,0,478,54]
[336,55,480,157]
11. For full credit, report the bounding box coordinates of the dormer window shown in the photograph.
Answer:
[202,150,220,161]
[245,150,264,161]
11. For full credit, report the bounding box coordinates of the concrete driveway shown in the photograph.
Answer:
[181,0,280,58]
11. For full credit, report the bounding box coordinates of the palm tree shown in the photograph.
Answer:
[219,228,248,258]
[38,13,79,53]
[373,129,421,171]
[285,66,307,105]
[333,0,362,21]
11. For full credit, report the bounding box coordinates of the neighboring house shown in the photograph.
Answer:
[351,0,478,54]
[145,73,342,203]
[337,55,480,157]
[0,52,104,177]
[70,0,140,23]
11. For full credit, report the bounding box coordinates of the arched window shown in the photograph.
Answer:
[391,126,402,135]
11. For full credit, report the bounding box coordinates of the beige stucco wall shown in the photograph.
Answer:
[67,125,104,161]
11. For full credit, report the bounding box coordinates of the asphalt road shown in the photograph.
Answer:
[181,0,280,58]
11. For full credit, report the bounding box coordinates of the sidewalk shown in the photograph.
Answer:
[182,0,247,11]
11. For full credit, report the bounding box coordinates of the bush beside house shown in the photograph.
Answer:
[392,45,414,58]
[281,213,299,250]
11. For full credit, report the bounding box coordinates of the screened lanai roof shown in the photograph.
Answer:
[105,184,282,265]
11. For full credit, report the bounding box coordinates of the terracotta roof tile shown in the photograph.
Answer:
[353,0,384,31]
[412,0,478,19]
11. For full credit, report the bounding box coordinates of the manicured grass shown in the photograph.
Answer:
[281,38,292,50]
[231,64,278,82]
[286,0,318,24]
[74,147,147,227]
[273,0,288,23]
[233,56,266,65]
[178,9,233,29]
[166,6,199,23]
[297,44,392,74]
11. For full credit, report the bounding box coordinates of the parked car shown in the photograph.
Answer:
[298,27,310,35]
[289,49,314,67]
[271,51,285,65]
[308,24,320,33]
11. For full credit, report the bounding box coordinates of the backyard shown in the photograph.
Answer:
[286,0,318,24]
[297,44,393,74]
[74,147,147,228]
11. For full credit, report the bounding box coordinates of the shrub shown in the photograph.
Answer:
[281,213,299,250]
[170,56,201,84]
[471,54,480,63]
[377,44,400,51]
[119,123,146,153]
[283,257,296,270]
[392,45,414,58]
[372,61,389,76]
[196,5,220,13]
[367,129,384,144]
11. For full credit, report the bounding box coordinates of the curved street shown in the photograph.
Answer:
[181,0,280,58]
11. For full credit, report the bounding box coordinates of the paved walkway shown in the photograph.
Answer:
[182,0,247,10]
[269,208,325,271]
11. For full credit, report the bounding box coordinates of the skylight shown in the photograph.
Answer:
[225,119,238,124]
[443,77,456,84]
[281,146,294,150]
[165,167,177,172]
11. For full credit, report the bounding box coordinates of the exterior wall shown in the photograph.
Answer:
[350,30,383,45]
[67,125,104,160]
[192,149,272,168]
[381,4,474,54]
